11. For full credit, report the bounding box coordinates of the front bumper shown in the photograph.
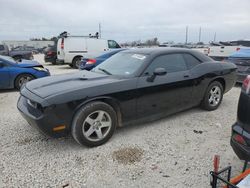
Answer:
[35,69,51,78]
[231,122,250,161]
[17,96,69,138]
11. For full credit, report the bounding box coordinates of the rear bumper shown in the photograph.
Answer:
[17,96,69,138]
[44,55,57,63]
[56,59,65,64]
[236,73,248,83]
[79,64,94,70]
[231,122,250,161]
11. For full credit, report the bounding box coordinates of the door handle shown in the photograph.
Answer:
[184,74,190,78]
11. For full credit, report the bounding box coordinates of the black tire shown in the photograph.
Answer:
[201,81,224,111]
[71,101,117,147]
[15,74,35,90]
[72,56,82,69]
[69,64,73,67]
[51,59,57,65]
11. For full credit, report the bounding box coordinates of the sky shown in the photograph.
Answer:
[0,0,250,43]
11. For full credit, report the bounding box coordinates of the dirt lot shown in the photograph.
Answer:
[0,54,244,187]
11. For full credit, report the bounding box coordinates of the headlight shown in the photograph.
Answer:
[27,99,38,108]
[33,67,47,71]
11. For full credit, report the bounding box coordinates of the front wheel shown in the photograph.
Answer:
[201,81,224,111]
[71,102,117,147]
[15,74,35,90]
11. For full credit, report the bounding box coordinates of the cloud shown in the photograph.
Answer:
[0,0,249,43]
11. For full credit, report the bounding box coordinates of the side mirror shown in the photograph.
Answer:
[153,68,167,76]
[147,68,167,82]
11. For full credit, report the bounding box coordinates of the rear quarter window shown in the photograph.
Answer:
[183,53,201,69]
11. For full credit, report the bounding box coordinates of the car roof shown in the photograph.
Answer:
[122,47,213,62]
[123,47,194,55]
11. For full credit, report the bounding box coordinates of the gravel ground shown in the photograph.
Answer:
[0,54,244,188]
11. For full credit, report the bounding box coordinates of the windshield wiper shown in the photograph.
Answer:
[98,68,112,75]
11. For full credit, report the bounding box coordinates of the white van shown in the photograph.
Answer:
[57,34,121,68]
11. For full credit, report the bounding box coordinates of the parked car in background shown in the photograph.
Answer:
[0,44,33,61]
[226,49,250,83]
[44,45,57,65]
[18,48,236,147]
[208,44,250,61]
[12,46,39,54]
[79,49,126,70]
[57,32,121,68]
[0,55,50,89]
[231,75,250,161]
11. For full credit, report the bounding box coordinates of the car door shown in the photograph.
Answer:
[136,53,194,119]
[0,60,10,89]
[182,53,204,104]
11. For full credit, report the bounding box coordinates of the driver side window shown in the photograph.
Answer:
[144,53,187,75]
[108,40,121,49]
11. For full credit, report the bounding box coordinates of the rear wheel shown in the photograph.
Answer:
[72,57,82,69]
[201,81,223,111]
[15,74,35,90]
[71,101,117,147]
[51,59,57,65]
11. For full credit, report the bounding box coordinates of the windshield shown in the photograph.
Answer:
[0,55,17,64]
[92,52,148,76]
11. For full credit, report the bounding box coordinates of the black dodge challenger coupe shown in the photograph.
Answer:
[17,48,237,147]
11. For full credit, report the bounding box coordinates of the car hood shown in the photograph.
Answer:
[25,70,121,100]
[17,59,42,68]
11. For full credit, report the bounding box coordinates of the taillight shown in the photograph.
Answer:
[236,47,241,51]
[243,75,250,94]
[233,133,247,145]
[61,38,64,49]
[47,51,53,55]
[86,59,96,65]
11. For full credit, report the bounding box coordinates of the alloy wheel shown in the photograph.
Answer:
[208,86,222,107]
[18,75,33,88]
[82,110,112,142]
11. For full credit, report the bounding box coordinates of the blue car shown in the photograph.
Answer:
[79,49,126,70]
[0,55,50,89]
[227,48,250,83]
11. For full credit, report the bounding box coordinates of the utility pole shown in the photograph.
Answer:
[185,26,188,44]
[99,23,102,39]
[198,27,201,43]
[213,32,216,42]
